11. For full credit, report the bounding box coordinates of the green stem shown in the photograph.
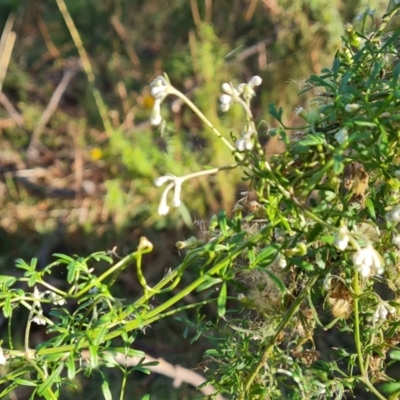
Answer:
[239,274,319,399]
[168,86,240,156]
[353,270,365,376]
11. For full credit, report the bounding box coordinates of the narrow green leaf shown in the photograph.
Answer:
[4,294,12,318]
[365,198,376,221]
[264,269,287,294]
[67,353,76,381]
[99,371,112,400]
[37,363,64,396]
[218,210,229,237]
[15,259,31,271]
[196,277,223,292]
[217,283,227,317]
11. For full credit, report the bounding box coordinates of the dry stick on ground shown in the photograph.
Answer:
[110,15,141,69]
[26,61,82,161]
[0,92,23,126]
[81,350,227,400]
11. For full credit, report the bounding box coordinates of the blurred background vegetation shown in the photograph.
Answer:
[0,0,389,398]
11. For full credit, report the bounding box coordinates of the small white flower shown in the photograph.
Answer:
[380,112,391,118]
[221,82,235,95]
[45,291,66,306]
[0,347,6,365]
[392,235,400,249]
[373,304,388,324]
[150,76,168,99]
[172,181,182,208]
[323,274,332,291]
[236,137,253,151]
[353,246,383,277]
[385,206,400,223]
[395,170,400,179]
[236,83,246,95]
[295,106,305,116]
[150,85,167,100]
[248,75,262,88]
[334,227,350,251]
[219,94,233,112]
[344,23,354,32]
[32,311,47,326]
[150,99,162,126]
[334,128,348,145]
[158,197,170,216]
[154,175,173,187]
[278,255,287,269]
[345,103,361,113]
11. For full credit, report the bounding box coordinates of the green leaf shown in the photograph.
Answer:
[37,363,64,396]
[380,382,400,395]
[333,154,344,174]
[52,253,75,263]
[15,259,32,271]
[141,395,151,400]
[390,350,400,361]
[99,372,112,400]
[252,245,278,267]
[217,283,227,317]
[196,276,223,292]
[308,224,323,243]
[264,269,287,294]
[268,103,284,124]
[217,210,229,237]
[67,353,76,381]
[365,198,376,221]
[89,344,99,368]
[0,275,17,286]
[4,294,12,318]
[307,74,335,90]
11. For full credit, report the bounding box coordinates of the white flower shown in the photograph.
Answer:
[334,227,350,251]
[395,170,400,179]
[150,76,168,99]
[236,137,253,151]
[219,94,233,112]
[323,274,332,291]
[278,255,287,269]
[32,310,47,326]
[334,128,348,144]
[46,291,66,306]
[344,103,361,113]
[172,180,182,208]
[221,82,235,95]
[248,75,262,88]
[150,99,162,126]
[385,206,400,223]
[353,246,383,277]
[393,235,400,249]
[154,175,173,187]
[373,304,388,324]
[157,188,171,215]
[0,347,6,365]
[150,85,167,99]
